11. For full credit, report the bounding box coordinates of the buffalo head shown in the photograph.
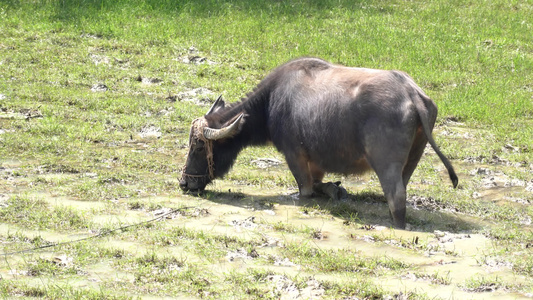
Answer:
[179,96,244,192]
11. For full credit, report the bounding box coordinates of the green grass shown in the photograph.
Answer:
[0,0,532,298]
[2,0,532,126]
[0,195,92,231]
[0,280,132,299]
[282,241,410,274]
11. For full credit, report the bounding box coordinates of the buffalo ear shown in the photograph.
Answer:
[206,95,225,116]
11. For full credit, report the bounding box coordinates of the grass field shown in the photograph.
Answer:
[1,0,532,298]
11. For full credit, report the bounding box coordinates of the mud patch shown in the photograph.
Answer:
[91,83,108,92]
[0,108,43,120]
[36,194,107,211]
[175,87,215,106]
[464,154,529,168]
[0,194,8,208]
[230,216,258,230]
[471,168,527,189]
[135,75,163,85]
[266,275,325,299]
[1,184,531,298]
[1,118,531,298]
[90,54,110,66]
[272,257,297,267]
[178,46,217,65]
[468,166,532,215]
[251,158,283,169]
[226,248,259,262]
[407,195,457,212]
[151,206,209,219]
[137,125,161,139]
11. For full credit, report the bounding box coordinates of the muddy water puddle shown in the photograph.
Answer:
[153,187,529,298]
[1,152,532,298]
[35,193,108,210]
[1,193,530,298]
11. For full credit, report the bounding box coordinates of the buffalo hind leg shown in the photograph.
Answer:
[374,162,407,229]
[402,131,428,188]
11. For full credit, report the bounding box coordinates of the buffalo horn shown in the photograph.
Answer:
[206,95,225,116]
[203,114,244,140]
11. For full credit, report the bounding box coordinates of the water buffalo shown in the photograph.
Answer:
[180,57,458,229]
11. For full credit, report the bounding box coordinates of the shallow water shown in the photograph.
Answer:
[157,187,530,298]
[1,140,532,298]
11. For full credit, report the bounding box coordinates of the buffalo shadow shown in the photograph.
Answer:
[197,189,482,234]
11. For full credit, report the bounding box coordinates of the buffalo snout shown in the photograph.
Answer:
[179,178,189,191]
[179,177,207,193]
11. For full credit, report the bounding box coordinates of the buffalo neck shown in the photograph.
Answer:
[207,90,271,178]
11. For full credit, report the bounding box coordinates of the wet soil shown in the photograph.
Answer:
[0,123,532,298]
[4,181,528,298]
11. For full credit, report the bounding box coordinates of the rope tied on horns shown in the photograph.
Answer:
[181,118,215,183]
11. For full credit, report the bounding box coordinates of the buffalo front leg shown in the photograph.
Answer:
[286,155,348,200]
[285,151,314,197]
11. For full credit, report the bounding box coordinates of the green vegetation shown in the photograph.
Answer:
[282,241,410,274]
[0,195,92,230]
[0,0,531,298]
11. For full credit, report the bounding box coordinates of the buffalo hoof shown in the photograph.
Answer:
[393,222,407,230]
[313,181,348,200]
[184,189,204,197]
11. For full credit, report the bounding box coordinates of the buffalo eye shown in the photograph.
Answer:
[195,146,205,153]
[193,141,205,153]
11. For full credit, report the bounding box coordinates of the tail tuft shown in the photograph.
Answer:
[450,169,459,188]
